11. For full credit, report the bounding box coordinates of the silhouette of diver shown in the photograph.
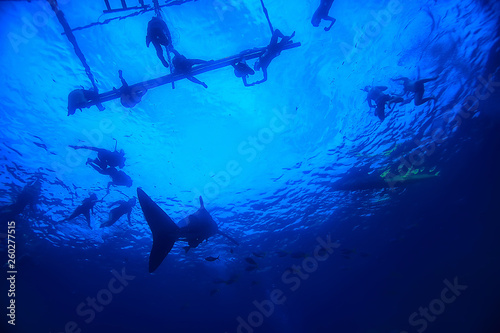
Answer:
[232,59,255,87]
[115,70,147,108]
[171,49,208,88]
[69,143,126,169]
[363,86,404,121]
[67,88,104,116]
[100,197,136,228]
[0,177,41,222]
[392,76,438,106]
[251,29,295,86]
[311,0,336,31]
[62,193,99,228]
[87,163,133,192]
[146,16,173,68]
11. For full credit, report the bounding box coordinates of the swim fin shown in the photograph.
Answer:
[137,188,180,273]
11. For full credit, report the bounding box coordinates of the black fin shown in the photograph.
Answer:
[137,188,179,273]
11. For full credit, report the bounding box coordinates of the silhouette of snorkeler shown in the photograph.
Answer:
[115,70,147,108]
[363,86,404,121]
[67,88,104,116]
[146,16,173,68]
[62,193,99,228]
[69,143,126,169]
[87,163,133,192]
[0,177,41,222]
[250,29,295,86]
[232,59,255,87]
[311,0,336,31]
[172,49,208,88]
[392,76,438,106]
[100,197,136,228]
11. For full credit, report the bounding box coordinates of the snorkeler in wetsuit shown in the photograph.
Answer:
[62,193,99,228]
[172,49,208,88]
[232,60,255,87]
[67,88,103,116]
[392,76,438,106]
[311,0,336,31]
[87,162,133,192]
[69,143,126,169]
[364,86,404,121]
[146,16,173,68]
[115,70,147,108]
[250,29,296,86]
[0,177,41,222]
[100,197,136,228]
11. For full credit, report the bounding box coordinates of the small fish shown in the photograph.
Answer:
[34,142,48,151]
[230,248,234,254]
[213,278,227,285]
[245,265,257,272]
[341,249,356,255]
[252,251,266,258]
[205,256,220,262]
[210,289,220,296]
[251,280,259,286]
[245,257,258,265]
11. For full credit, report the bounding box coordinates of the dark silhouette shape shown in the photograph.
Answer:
[251,29,295,85]
[69,145,126,169]
[87,163,133,191]
[311,0,336,31]
[62,193,99,228]
[172,49,208,88]
[232,60,255,87]
[137,188,239,272]
[68,89,103,116]
[364,86,404,121]
[101,197,136,228]
[392,76,438,106]
[116,70,147,108]
[146,16,173,68]
[0,178,41,222]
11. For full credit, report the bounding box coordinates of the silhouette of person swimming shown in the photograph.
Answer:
[67,88,103,116]
[311,0,336,31]
[364,86,404,121]
[250,29,295,86]
[146,16,173,68]
[0,177,41,222]
[232,60,255,87]
[69,144,126,169]
[100,197,136,228]
[62,193,99,228]
[116,70,147,108]
[87,163,133,192]
[172,49,208,88]
[392,76,438,106]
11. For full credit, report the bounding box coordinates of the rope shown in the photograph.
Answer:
[153,0,162,18]
[259,0,274,35]
[48,1,99,91]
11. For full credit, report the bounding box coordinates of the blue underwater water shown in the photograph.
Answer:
[1,0,500,332]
